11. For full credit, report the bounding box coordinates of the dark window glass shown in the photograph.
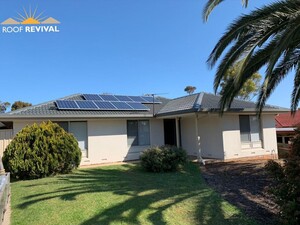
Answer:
[127,120,150,146]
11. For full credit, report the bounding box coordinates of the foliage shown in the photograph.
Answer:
[184,86,197,95]
[219,60,262,100]
[0,101,10,113]
[3,121,81,179]
[11,101,32,111]
[203,0,249,21]
[140,145,187,172]
[265,128,300,225]
[11,163,258,225]
[203,0,300,114]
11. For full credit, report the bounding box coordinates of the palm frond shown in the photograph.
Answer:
[291,64,300,113]
[203,0,249,22]
[208,1,298,67]
[203,0,224,22]
[207,0,300,114]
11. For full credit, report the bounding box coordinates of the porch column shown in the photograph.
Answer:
[195,115,205,165]
[175,117,180,147]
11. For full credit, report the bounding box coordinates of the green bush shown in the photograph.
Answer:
[3,121,81,179]
[265,128,300,225]
[140,145,187,172]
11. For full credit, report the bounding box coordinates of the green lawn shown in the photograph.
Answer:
[11,163,259,225]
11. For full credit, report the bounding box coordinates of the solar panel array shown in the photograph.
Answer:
[83,94,161,103]
[55,94,162,111]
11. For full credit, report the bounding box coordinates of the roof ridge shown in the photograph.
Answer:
[194,92,204,111]
[168,92,200,101]
[7,93,82,115]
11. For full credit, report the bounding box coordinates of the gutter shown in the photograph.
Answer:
[0,114,154,120]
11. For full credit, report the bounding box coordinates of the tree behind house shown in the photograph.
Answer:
[184,86,197,95]
[0,101,10,113]
[219,61,261,100]
[11,101,32,111]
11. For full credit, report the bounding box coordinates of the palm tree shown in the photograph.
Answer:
[203,0,300,113]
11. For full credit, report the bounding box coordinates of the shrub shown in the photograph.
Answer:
[3,121,81,179]
[265,128,300,225]
[140,145,187,172]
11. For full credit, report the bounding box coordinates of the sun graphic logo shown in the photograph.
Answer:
[1,6,60,33]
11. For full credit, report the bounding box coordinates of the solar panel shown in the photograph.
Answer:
[99,95,119,101]
[56,100,78,109]
[111,102,132,110]
[114,95,133,102]
[76,101,98,109]
[128,96,145,102]
[83,94,103,101]
[127,102,149,110]
[93,101,116,110]
[141,96,154,102]
[141,96,162,103]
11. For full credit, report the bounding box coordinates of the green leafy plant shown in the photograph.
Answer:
[3,121,81,179]
[140,145,187,172]
[265,128,300,225]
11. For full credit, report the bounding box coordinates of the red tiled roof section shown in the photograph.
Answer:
[275,110,300,128]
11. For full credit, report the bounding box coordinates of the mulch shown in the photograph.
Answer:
[200,160,280,225]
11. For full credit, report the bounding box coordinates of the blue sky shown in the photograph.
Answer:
[0,0,292,108]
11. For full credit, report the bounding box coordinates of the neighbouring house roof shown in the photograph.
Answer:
[156,92,288,117]
[0,92,288,120]
[0,94,170,119]
[275,110,300,128]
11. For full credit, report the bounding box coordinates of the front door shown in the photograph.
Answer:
[164,119,177,146]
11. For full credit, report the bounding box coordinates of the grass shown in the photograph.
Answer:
[11,163,259,225]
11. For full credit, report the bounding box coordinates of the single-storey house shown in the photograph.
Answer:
[0,92,288,165]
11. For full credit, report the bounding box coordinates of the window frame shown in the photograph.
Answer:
[127,120,150,146]
[239,115,262,143]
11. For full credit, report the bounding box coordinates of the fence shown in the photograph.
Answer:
[0,130,13,157]
[0,173,10,225]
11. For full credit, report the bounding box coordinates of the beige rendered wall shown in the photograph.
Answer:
[13,121,36,135]
[86,118,164,165]
[180,113,278,160]
[261,114,278,155]
[180,116,197,156]
[222,114,278,159]
[12,118,164,165]
[197,115,224,159]
[87,119,127,164]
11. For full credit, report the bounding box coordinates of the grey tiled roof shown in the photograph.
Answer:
[156,92,288,116]
[156,93,200,115]
[1,94,169,119]
[0,92,288,119]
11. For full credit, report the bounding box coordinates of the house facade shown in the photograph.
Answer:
[0,93,288,165]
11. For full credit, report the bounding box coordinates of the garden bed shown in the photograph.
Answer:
[201,160,280,225]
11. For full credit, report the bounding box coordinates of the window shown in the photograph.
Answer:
[53,121,88,157]
[127,120,150,146]
[277,136,283,143]
[55,122,69,132]
[239,115,261,142]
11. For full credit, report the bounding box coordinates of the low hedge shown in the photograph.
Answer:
[140,145,187,172]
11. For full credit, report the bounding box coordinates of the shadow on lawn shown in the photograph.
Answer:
[17,163,256,225]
